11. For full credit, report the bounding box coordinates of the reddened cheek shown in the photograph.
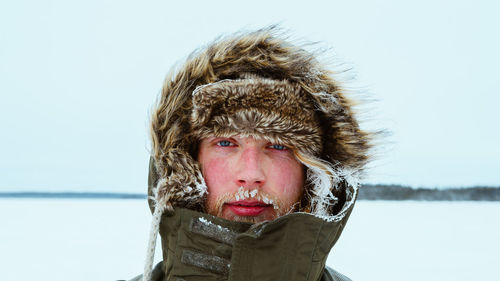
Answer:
[203,157,234,195]
[269,159,304,200]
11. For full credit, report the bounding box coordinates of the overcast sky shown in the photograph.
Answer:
[1,0,499,192]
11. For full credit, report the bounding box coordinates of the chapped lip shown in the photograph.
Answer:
[225,200,271,207]
[225,200,272,216]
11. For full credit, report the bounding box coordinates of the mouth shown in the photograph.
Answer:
[225,200,273,216]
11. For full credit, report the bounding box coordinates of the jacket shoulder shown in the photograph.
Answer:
[322,266,352,281]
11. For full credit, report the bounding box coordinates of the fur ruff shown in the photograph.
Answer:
[149,27,371,218]
[191,78,322,157]
[143,27,372,281]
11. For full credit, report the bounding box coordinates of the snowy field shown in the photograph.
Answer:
[1,199,498,281]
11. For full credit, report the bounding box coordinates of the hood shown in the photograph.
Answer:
[143,27,371,280]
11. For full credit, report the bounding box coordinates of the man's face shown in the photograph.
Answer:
[198,136,304,223]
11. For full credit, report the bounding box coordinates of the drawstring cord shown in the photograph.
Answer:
[143,203,165,281]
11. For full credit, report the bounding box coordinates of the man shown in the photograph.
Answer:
[133,27,370,281]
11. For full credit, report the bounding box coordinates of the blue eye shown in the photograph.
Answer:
[217,140,232,147]
[270,144,287,150]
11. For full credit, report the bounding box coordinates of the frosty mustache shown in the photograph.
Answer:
[213,187,283,213]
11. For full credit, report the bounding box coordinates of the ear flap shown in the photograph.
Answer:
[149,149,207,213]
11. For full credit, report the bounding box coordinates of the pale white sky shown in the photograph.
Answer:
[1,0,499,192]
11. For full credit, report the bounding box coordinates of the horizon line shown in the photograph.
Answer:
[0,191,147,199]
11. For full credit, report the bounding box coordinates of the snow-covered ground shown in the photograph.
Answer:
[1,199,498,281]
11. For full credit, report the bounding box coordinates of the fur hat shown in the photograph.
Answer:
[143,26,372,281]
[149,27,370,215]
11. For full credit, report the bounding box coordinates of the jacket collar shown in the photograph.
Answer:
[158,206,354,281]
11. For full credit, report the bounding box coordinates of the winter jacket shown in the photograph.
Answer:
[127,207,353,281]
[127,27,371,281]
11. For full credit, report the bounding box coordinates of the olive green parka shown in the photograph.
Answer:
[129,27,370,281]
[128,207,354,281]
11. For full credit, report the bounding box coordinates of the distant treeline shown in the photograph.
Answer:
[1,185,500,201]
[358,184,500,201]
[0,192,146,199]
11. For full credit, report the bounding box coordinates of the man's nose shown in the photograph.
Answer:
[235,146,266,187]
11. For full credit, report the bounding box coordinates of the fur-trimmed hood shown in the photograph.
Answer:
[142,27,372,281]
[148,27,370,216]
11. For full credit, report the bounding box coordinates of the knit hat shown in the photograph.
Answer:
[143,27,371,280]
